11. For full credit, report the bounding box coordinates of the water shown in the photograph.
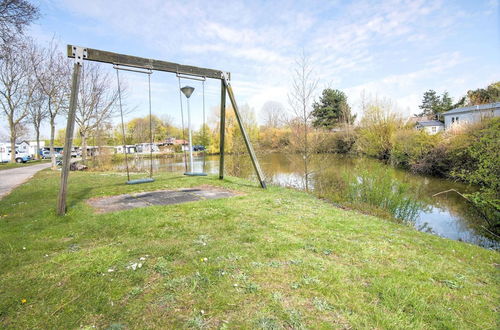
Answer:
[114,153,499,249]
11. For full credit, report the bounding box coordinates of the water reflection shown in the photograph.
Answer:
[114,153,498,249]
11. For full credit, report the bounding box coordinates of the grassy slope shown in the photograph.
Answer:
[0,159,49,171]
[0,170,498,329]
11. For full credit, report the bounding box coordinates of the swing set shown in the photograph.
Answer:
[56,45,266,215]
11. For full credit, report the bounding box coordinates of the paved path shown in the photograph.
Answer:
[0,162,52,199]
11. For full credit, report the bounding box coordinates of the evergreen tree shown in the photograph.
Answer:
[437,91,453,114]
[418,89,440,117]
[311,88,355,128]
[419,90,454,119]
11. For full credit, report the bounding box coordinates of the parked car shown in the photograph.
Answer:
[41,150,62,159]
[193,145,206,151]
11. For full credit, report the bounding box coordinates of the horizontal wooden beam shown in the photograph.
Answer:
[67,45,226,80]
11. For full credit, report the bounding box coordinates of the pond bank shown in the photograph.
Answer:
[0,170,498,328]
[108,153,499,249]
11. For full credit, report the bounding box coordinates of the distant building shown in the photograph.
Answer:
[115,145,137,154]
[415,120,445,135]
[405,115,431,126]
[136,143,160,154]
[18,140,46,158]
[442,102,500,130]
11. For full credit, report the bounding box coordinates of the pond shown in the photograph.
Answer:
[113,152,499,250]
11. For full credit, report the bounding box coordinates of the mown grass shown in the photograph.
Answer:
[0,170,498,329]
[0,159,49,171]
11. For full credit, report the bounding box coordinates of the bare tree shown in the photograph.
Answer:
[260,101,286,128]
[26,85,47,159]
[0,40,36,162]
[0,0,39,45]
[76,62,119,161]
[31,39,70,168]
[287,51,318,191]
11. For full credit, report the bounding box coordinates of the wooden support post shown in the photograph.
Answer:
[219,80,226,180]
[56,62,82,215]
[222,76,266,188]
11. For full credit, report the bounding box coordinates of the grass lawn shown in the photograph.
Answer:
[0,159,50,171]
[0,170,498,329]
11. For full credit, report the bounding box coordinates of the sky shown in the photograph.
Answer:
[3,0,500,139]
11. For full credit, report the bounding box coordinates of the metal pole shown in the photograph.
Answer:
[219,80,226,179]
[186,97,194,173]
[57,62,82,215]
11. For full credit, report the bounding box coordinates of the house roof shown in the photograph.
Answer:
[416,120,444,127]
[443,102,500,116]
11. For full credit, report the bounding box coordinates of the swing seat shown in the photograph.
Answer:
[126,178,155,185]
[184,172,207,176]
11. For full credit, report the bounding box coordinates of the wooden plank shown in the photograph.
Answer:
[223,77,267,188]
[219,80,226,180]
[57,63,82,215]
[67,45,224,79]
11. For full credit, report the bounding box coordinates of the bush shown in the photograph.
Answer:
[390,129,439,168]
[333,130,357,154]
[357,105,402,159]
[411,143,451,176]
[448,118,500,190]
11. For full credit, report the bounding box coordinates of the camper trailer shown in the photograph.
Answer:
[0,143,31,163]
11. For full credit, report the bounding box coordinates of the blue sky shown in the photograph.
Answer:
[8,0,500,137]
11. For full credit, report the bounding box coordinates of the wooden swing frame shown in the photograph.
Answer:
[56,45,266,215]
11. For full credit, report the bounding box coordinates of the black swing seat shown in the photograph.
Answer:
[184,172,207,176]
[126,178,155,185]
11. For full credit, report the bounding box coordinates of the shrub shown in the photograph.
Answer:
[448,118,500,190]
[357,104,402,159]
[390,129,439,168]
[411,143,451,176]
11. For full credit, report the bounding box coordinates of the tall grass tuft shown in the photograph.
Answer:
[342,167,423,223]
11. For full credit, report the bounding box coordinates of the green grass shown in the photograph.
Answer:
[0,159,50,171]
[0,170,498,329]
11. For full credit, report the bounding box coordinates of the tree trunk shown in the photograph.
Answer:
[35,127,40,160]
[50,116,56,169]
[81,132,87,162]
[10,127,16,163]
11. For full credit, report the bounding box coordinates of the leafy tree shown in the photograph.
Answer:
[126,115,169,144]
[311,88,355,128]
[357,98,402,160]
[466,81,500,105]
[193,123,211,147]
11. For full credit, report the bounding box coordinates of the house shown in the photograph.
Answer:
[18,140,46,158]
[415,120,445,135]
[405,115,431,126]
[442,102,500,130]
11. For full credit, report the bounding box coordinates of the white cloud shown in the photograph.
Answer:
[30,0,498,134]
